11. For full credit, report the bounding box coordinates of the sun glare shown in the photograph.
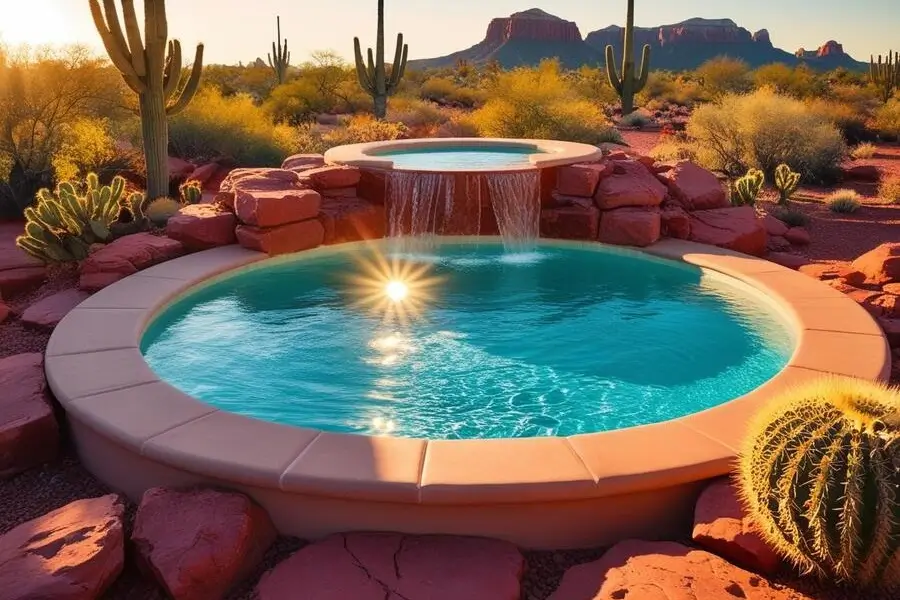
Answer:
[385,280,409,302]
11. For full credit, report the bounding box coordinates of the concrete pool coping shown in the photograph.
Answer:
[323,137,604,171]
[45,238,893,548]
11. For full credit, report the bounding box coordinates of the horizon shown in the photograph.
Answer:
[1,1,898,66]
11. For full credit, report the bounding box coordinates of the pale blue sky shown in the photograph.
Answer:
[1,1,896,65]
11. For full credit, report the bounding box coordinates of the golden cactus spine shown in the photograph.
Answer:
[90,0,204,201]
[739,377,900,592]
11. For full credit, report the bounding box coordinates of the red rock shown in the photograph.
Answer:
[657,19,755,46]
[0,302,8,324]
[659,204,690,239]
[167,204,238,251]
[282,154,326,172]
[692,478,782,575]
[21,289,90,329]
[235,189,322,228]
[763,214,789,237]
[594,160,667,210]
[220,168,302,193]
[79,233,185,292]
[132,488,276,600]
[766,252,810,270]
[653,163,674,174]
[843,287,884,318]
[214,191,236,211]
[299,165,361,190]
[689,206,767,256]
[880,318,900,348]
[485,9,582,44]
[798,263,839,280]
[236,220,324,256]
[885,283,900,295]
[767,235,791,252]
[0,230,44,271]
[256,533,524,600]
[660,160,728,211]
[548,540,811,600]
[540,204,600,240]
[842,164,880,182]
[598,207,661,247]
[817,40,845,57]
[556,162,613,198]
[0,266,46,297]
[851,243,900,285]
[605,150,630,161]
[784,227,810,246]
[168,156,195,180]
[0,494,124,600]
[323,186,359,199]
[318,197,386,244]
[357,169,388,205]
[873,293,900,318]
[0,353,58,478]
[188,162,220,187]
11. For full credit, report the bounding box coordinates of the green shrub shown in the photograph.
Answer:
[771,205,811,227]
[696,56,751,96]
[636,71,706,107]
[826,189,862,213]
[805,98,872,144]
[419,77,485,108]
[470,60,621,145]
[51,117,140,183]
[878,176,900,204]
[618,111,650,128]
[752,64,824,98]
[850,142,877,159]
[386,97,451,132]
[168,87,295,166]
[294,115,408,154]
[687,88,846,182]
[873,100,900,139]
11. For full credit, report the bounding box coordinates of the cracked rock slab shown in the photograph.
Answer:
[256,532,524,600]
[548,540,812,600]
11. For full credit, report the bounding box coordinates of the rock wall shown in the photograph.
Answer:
[485,9,583,44]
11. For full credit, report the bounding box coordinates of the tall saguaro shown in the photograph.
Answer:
[870,50,899,104]
[268,16,290,84]
[605,0,651,115]
[90,0,204,200]
[353,0,408,119]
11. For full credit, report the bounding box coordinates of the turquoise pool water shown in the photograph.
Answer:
[374,145,543,170]
[141,240,794,440]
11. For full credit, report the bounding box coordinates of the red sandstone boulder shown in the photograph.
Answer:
[659,160,728,211]
[282,153,326,172]
[318,197,386,244]
[79,233,185,292]
[220,168,302,193]
[236,220,325,256]
[594,160,667,210]
[766,252,810,270]
[235,189,322,228]
[0,301,8,324]
[322,186,359,199]
[798,263,866,285]
[598,207,661,247]
[299,165,361,190]
[0,494,124,600]
[885,283,900,295]
[763,215,789,237]
[688,206,767,256]
[132,487,276,600]
[842,164,880,182]
[548,540,810,600]
[0,353,58,478]
[21,289,90,329]
[784,227,810,246]
[256,533,524,600]
[873,293,900,318]
[188,162,220,187]
[167,204,238,251]
[540,204,600,240]
[168,156,195,180]
[556,162,613,198]
[767,235,791,252]
[851,243,900,285]
[659,203,690,239]
[0,266,47,297]
[692,478,782,575]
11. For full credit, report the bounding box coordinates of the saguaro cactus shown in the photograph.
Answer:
[605,0,651,115]
[268,16,290,84]
[354,0,408,119]
[90,0,204,201]
[870,50,899,104]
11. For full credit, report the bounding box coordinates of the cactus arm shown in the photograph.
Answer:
[89,0,145,93]
[353,38,373,91]
[165,44,204,116]
[119,0,146,77]
[101,0,132,63]
[636,44,651,90]
[605,45,622,92]
[162,40,182,100]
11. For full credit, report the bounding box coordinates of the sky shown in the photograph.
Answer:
[0,1,897,65]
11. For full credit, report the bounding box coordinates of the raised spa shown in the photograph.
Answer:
[141,239,794,440]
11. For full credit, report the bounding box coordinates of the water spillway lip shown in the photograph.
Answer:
[45,239,891,507]
[323,137,604,172]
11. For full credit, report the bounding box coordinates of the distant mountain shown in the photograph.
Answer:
[408,11,867,72]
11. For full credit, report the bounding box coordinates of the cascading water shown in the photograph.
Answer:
[387,170,541,247]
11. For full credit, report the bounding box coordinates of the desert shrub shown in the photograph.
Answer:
[878,175,900,204]
[434,115,481,138]
[618,111,650,128]
[169,87,295,166]
[636,71,706,107]
[419,77,485,108]
[850,142,877,159]
[805,98,872,144]
[687,88,846,182]
[648,139,695,162]
[771,205,810,227]
[696,56,751,96]
[873,100,900,139]
[830,83,881,113]
[567,66,620,106]
[51,117,140,183]
[470,60,621,144]
[752,63,824,98]
[294,116,408,154]
[386,97,450,132]
[826,189,862,213]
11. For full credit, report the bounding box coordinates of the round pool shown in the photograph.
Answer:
[372,145,546,170]
[141,239,794,440]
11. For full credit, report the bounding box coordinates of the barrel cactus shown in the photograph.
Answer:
[739,377,900,591]
[179,179,202,204]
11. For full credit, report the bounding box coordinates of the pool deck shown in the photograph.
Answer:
[44,238,892,549]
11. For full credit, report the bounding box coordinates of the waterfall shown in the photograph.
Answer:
[386,170,541,246]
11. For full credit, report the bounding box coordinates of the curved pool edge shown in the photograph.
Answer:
[323,137,604,171]
[45,238,892,548]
